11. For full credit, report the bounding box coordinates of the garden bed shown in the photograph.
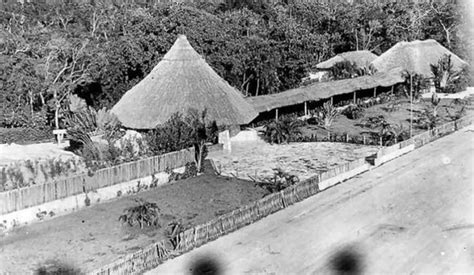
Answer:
[299,97,474,140]
[0,173,269,274]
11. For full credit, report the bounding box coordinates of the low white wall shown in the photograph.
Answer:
[230,129,260,142]
[0,167,185,233]
[374,144,415,166]
[318,163,371,191]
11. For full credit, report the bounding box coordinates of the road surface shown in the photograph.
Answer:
[147,125,474,274]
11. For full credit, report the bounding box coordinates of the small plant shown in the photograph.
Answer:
[119,198,160,228]
[445,105,466,121]
[35,259,81,275]
[358,115,387,129]
[165,221,184,250]
[253,168,299,193]
[318,102,339,128]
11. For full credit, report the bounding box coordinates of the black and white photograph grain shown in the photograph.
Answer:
[0,0,473,274]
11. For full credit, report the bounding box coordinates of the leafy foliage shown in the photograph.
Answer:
[415,108,441,130]
[253,168,300,193]
[316,102,339,129]
[145,109,218,172]
[342,105,365,120]
[358,115,387,129]
[263,115,303,144]
[378,122,409,146]
[0,0,470,136]
[329,61,374,80]
[119,198,160,228]
[430,54,469,93]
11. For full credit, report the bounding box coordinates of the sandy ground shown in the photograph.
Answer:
[421,87,474,99]
[0,174,268,273]
[208,141,378,181]
[148,125,474,274]
[0,141,75,166]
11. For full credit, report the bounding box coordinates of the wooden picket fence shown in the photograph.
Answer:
[398,115,473,150]
[0,148,195,215]
[89,157,368,275]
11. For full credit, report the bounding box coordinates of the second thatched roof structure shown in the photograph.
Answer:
[371,39,468,77]
[111,35,258,129]
[316,50,378,70]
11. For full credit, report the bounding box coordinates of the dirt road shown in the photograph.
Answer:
[147,125,474,274]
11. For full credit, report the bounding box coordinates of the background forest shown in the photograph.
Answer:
[0,0,472,131]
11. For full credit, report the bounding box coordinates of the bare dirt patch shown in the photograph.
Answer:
[209,141,378,181]
[0,173,269,274]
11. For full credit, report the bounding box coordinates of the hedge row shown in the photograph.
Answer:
[0,128,54,145]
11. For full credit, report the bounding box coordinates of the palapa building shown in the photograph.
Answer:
[316,50,378,70]
[371,39,468,77]
[112,35,258,130]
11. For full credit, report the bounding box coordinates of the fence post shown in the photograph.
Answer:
[363,136,366,145]
[379,137,383,147]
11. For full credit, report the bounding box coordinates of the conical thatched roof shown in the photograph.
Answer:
[316,50,378,70]
[111,35,258,129]
[371,39,468,77]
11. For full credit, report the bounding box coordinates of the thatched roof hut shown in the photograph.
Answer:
[371,39,468,77]
[247,67,404,113]
[111,35,258,129]
[316,50,378,70]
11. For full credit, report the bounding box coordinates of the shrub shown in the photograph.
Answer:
[254,168,299,193]
[145,113,193,155]
[379,122,409,146]
[445,106,466,121]
[119,198,160,228]
[145,109,217,172]
[415,108,440,130]
[358,115,387,129]
[263,115,302,144]
[35,260,81,275]
[342,105,365,120]
[0,127,54,144]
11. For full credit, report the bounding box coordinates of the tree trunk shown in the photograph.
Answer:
[255,77,260,97]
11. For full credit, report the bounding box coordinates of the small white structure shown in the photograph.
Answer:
[218,130,231,153]
[52,129,67,145]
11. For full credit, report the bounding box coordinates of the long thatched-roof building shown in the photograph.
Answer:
[371,39,468,77]
[316,50,378,70]
[111,35,258,129]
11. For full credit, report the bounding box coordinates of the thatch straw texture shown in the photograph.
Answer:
[316,50,378,70]
[111,35,258,129]
[246,67,404,113]
[371,39,468,77]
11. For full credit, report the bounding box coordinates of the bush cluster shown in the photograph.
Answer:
[0,127,54,144]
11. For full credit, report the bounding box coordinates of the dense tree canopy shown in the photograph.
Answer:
[0,0,472,129]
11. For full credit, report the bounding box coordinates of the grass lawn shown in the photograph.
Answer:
[0,172,269,274]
